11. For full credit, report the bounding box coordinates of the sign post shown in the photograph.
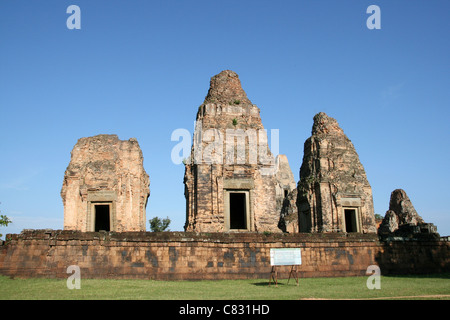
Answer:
[269,248,301,287]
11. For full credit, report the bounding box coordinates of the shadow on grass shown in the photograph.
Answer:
[252,280,299,286]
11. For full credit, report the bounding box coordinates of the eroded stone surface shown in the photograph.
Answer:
[296,112,377,233]
[184,70,286,233]
[61,134,150,232]
[378,189,439,238]
[388,189,424,225]
[275,155,298,233]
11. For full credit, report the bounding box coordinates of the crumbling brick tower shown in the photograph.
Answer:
[297,112,377,233]
[184,70,284,233]
[61,134,150,232]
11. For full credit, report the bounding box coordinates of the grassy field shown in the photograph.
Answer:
[1,274,449,300]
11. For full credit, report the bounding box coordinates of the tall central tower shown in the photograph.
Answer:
[183,70,284,233]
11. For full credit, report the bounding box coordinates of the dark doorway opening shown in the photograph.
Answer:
[344,209,357,233]
[229,193,247,229]
[95,204,110,232]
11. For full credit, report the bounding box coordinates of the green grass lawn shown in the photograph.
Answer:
[0,274,449,300]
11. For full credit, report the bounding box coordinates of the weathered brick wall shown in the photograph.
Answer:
[0,230,448,280]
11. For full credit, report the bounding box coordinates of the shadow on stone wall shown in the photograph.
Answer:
[375,238,450,275]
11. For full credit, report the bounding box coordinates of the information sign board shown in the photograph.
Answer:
[270,248,301,266]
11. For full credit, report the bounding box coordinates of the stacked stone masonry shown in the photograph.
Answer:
[184,70,290,233]
[61,134,150,232]
[0,230,448,280]
[295,112,377,234]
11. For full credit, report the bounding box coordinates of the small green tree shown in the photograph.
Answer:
[149,216,171,232]
[0,214,12,238]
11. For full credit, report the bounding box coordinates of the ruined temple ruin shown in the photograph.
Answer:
[184,70,293,233]
[296,112,377,233]
[275,155,298,233]
[2,72,449,283]
[274,154,297,215]
[61,134,150,232]
[378,189,439,239]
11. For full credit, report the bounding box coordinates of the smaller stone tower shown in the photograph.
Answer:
[61,134,150,232]
[297,112,377,233]
[378,189,439,239]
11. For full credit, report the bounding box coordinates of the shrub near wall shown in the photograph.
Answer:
[0,230,448,280]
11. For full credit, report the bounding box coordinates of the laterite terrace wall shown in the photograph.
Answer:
[0,230,448,280]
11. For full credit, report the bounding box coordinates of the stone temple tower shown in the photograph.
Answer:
[296,112,377,233]
[184,70,287,233]
[61,134,150,232]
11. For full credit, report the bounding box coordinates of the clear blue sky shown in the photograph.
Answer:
[1,0,449,237]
